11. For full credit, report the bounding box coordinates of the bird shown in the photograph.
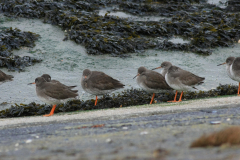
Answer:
[0,70,14,85]
[81,69,124,106]
[152,61,205,102]
[133,66,172,104]
[41,74,77,91]
[218,57,240,96]
[29,77,78,117]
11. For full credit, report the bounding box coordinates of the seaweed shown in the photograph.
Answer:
[0,84,238,118]
[226,0,240,12]
[0,0,239,56]
[0,27,42,71]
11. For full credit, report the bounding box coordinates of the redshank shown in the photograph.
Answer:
[0,70,14,85]
[41,74,77,90]
[152,62,205,102]
[218,57,240,96]
[81,69,124,106]
[133,66,172,104]
[29,77,78,117]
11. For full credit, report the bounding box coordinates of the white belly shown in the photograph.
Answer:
[84,87,115,95]
[165,73,192,91]
[37,93,75,105]
[229,65,240,82]
[138,81,166,93]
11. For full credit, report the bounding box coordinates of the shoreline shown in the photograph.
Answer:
[1,95,239,128]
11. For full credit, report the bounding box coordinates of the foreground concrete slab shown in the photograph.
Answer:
[0,96,240,160]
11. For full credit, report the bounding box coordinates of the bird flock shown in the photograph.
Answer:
[0,56,239,117]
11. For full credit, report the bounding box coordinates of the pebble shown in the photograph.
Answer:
[140,131,148,135]
[106,138,112,143]
[210,121,221,125]
[25,139,32,143]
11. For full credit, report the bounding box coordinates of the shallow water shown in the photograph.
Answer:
[98,10,170,22]
[0,7,239,110]
[208,0,227,7]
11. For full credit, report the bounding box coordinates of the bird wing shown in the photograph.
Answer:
[43,83,78,100]
[143,71,171,90]
[173,69,205,86]
[52,79,77,89]
[90,71,124,90]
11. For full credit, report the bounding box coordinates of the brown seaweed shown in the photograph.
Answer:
[0,84,238,118]
[0,27,42,71]
[0,0,239,56]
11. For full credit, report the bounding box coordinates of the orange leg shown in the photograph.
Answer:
[168,90,178,102]
[177,91,183,102]
[238,82,240,96]
[150,93,155,104]
[43,104,56,117]
[95,95,98,106]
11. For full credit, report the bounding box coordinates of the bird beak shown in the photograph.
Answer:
[152,66,162,70]
[28,82,35,85]
[133,73,140,79]
[217,62,226,66]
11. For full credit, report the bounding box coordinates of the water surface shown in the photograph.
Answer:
[0,10,239,109]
